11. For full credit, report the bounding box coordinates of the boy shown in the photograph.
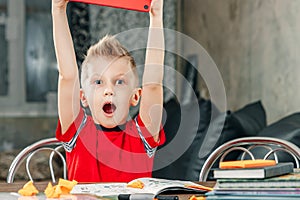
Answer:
[52,0,165,182]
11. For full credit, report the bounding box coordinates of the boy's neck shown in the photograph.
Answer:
[95,123,126,132]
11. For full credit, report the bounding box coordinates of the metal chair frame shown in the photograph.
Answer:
[199,136,300,181]
[7,137,66,183]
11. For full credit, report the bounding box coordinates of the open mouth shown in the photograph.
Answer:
[103,103,116,114]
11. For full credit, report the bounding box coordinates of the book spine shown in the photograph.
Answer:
[264,163,293,178]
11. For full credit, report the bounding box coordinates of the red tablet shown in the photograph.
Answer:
[69,0,152,12]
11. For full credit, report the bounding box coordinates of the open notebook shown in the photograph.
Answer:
[71,177,212,198]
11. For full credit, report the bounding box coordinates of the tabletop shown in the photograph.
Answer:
[0,181,215,200]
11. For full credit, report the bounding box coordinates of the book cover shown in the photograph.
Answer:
[69,0,152,12]
[215,169,300,188]
[71,177,212,198]
[213,162,294,179]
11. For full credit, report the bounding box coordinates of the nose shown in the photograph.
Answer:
[103,87,114,96]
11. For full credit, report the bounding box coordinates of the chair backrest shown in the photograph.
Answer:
[199,136,300,181]
[7,137,66,183]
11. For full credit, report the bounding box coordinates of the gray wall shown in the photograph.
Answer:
[183,0,300,123]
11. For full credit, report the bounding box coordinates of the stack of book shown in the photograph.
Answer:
[206,160,300,200]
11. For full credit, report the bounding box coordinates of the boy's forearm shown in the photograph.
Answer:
[143,16,164,85]
[150,13,163,28]
[52,6,78,80]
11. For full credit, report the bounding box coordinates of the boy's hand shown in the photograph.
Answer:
[52,0,69,10]
[149,0,163,19]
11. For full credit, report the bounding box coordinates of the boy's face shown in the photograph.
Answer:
[81,56,141,128]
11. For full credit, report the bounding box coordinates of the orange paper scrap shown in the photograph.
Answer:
[18,179,78,198]
[185,184,213,192]
[18,181,39,196]
[189,195,206,200]
[44,179,78,198]
[126,179,145,189]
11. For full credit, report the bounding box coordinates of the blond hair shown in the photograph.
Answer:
[80,35,137,86]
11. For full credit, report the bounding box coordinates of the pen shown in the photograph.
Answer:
[118,194,179,200]
[118,193,154,200]
[155,195,179,200]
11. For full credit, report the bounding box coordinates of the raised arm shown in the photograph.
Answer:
[139,0,165,141]
[52,0,81,133]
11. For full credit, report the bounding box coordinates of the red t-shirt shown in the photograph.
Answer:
[56,108,165,182]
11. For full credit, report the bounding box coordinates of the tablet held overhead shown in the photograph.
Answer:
[69,0,152,12]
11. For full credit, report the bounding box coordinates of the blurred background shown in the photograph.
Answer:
[1,0,300,180]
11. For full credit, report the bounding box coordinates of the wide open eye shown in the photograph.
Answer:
[115,79,124,85]
[94,79,103,85]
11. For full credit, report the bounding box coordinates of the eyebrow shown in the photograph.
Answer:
[114,73,129,78]
[89,73,102,79]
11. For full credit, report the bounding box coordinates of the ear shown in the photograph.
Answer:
[130,88,142,106]
[80,89,89,107]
